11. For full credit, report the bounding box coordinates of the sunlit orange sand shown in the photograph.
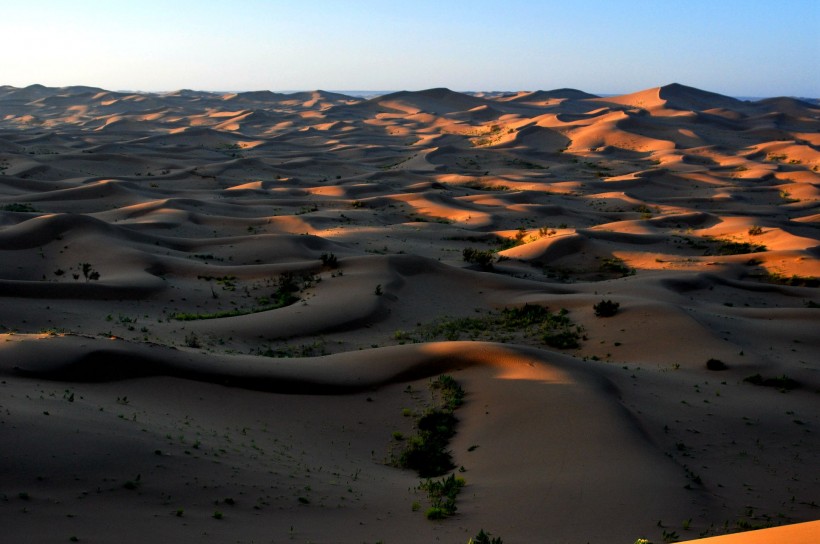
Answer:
[0,83,817,543]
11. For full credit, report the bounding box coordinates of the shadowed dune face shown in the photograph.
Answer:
[0,84,818,543]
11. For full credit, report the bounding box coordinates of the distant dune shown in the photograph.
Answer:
[0,82,817,544]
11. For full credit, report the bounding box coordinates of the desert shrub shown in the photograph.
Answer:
[593,299,620,317]
[712,240,766,255]
[395,375,464,478]
[599,257,634,276]
[320,252,338,269]
[543,330,580,349]
[184,332,201,348]
[747,225,764,236]
[2,203,39,212]
[80,262,100,281]
[420,474,465,519]
[470,530,504,544]
[706,358,728,371]
[743,374,800,390]
[463,247,495,270]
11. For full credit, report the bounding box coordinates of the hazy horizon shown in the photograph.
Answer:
[5,0,818,97]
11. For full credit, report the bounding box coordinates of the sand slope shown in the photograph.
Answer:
[0,83,818,543]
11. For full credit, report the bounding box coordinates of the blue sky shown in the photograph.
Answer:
[4,0,818,97]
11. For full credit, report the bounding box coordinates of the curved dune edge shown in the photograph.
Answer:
[0,333,583,392]
[680,520,820,543]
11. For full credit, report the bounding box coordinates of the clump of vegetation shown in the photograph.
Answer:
[469,530,504,544]
[80,263,100,282]
[463,180,509,191]
[2,203,40,212]
[421,473,465,520]
[747,225,764,236]
[463,247,495,270]
[593,299,620,317]
[599,257,635,277]
[394,375,465,478]
[711,240,767,256]
[320,252,338,269]
[706,358,728,371]
[758,272,819,288]
[744,374,800,390]
[184,332,201,348]
[171,273,311,321]
[401,305,584,350]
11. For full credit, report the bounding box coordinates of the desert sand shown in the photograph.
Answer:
[0,82,818,543]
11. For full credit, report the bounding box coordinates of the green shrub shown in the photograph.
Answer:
[470,529,504,544]
[463,248,495,270]
[593,299,620,317]
[706,358,728,371]
[2,203,39,212]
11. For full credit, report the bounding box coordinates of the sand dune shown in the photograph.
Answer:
[0,83,818,543]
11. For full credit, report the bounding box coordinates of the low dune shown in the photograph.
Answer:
[0,83,817,543]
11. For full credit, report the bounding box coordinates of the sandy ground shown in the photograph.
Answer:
[0,83,818,543]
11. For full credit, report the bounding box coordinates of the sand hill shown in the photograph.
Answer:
[0,83,818,544]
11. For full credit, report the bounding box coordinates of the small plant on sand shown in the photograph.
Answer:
[469,530,504,544]
[79,262,100,281]
[420,473,465,520]
[706,358,728,371]
[599,257,635,277]
[375,284,383,296]
[462,247,495,270]
[593,299,620,317]
[747,225,764,236]
[320,252,338,269]
[743,374,800,390]
[184,332,201,348]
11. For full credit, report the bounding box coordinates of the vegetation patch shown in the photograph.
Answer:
[758,272,818,288]
[593,299,620,317]
[706,358,728,371]
[462,247,496,270]
[399,304,584,349]
[393,375,464,478]
[743,374,800,390]
[709,239,767,256]
[599,257,635,277]
[171,273,311,321]
[2,203,40,212]
[421,473,465,520]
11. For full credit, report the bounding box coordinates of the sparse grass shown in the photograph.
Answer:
[462,248,495,270]
[172,273,310,320]
[712,240,767,255]
[758,272,818,288]
[599,257,635,277]
[400,305,583,349]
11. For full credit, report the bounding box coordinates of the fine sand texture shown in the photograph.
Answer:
[0,83,818,543]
